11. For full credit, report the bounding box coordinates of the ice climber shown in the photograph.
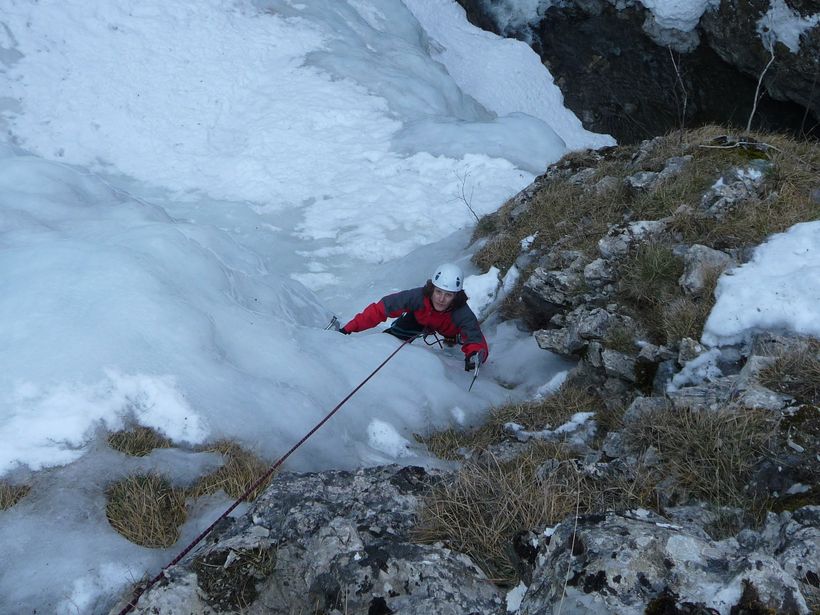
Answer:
[339,263,489,371]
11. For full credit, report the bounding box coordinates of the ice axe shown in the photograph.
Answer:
[468,358,481,391]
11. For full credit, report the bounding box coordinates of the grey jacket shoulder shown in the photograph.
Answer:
[450,303,483,344]
[381,287,425,314]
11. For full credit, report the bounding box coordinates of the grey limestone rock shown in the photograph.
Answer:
[699,162,771,219]
[518,509,812,614]
[642,13,701,52]
[601,348,637,382]
[583,258,615,287]
[535,326,586,356]
[118,465,503,615]
[597,220,667,259]
[678,337,706,363]
[679,244,736,296]
[535,307,636,358]
[524,266,582,308]
[593,175,620,196]
[622,396,670,425]
[623,170,659,194]
[637,342,676,363]
[568,167,598,186]
[667,375,740,410]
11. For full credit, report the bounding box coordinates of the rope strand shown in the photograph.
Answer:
[117,334,417,615]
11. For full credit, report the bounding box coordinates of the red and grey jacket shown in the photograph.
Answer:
[343,284,489,361]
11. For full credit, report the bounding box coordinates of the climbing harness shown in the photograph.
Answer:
[330,315,479,390]
[423,331,481,391]
[117,333,418,615]
[422,331,444,348]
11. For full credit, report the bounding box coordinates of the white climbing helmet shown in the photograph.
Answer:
[431,263,463,292]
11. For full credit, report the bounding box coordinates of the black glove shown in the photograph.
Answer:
[464,350,486,371]
[339,327,351,335]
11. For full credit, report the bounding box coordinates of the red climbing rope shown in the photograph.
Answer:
[117,334,417,614]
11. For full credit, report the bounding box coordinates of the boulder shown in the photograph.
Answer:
[679,244,736,296]
[116,466,504,615]
[597,220,667,259]
[519,509,812,614]
[457,0,819,143]
[699,161,772,219]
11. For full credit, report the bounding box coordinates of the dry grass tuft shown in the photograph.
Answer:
[470,210,501,241]
[472,178,623,274]
[105,474,187,548]
[414,442,657,584]
[618,242,683,305]
[194,546,276,610]
[419,384,600,460]
[661,270,720,344]
[759,339,820,405]
[592,398,630,441]
[617,242,684,341]
[190,441,273,501]
[472,231,523,273]
[0,482,31,510]
[604,324,639,355]
[108,426,173,457]
[623,405,773,507]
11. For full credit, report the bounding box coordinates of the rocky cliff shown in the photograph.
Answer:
[114,127,819,614]
[458,0,820,144]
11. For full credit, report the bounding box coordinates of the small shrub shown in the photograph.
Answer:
[623,405,773,508]
[106,474,187,548]
[190,441,273,501]
[0,482,31,510]
[759,339,820,405]
[108,426,173,457]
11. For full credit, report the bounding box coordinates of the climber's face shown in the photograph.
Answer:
[431,287,455,312]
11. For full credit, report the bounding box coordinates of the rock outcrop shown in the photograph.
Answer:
[457,0,819,143]
[520,507,817,614]
[116,466,819,614]
[114,132,819,614]
[115,466,505,615]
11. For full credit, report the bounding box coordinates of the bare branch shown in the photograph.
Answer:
[454,168,480,223]
[747,45,776,133]
[668,46,688,139]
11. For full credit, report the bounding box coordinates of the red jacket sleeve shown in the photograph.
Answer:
[342,301,388,333]
[462,339,489,362]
